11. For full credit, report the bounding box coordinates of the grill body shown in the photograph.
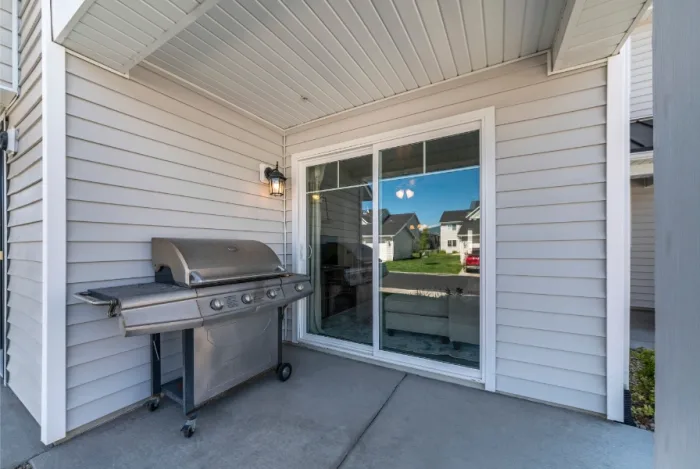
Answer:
[73,238,312,435]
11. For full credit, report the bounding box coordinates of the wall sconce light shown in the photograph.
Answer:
[260,162,287,197]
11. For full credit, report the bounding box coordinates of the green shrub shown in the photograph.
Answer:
[630,348,655,427]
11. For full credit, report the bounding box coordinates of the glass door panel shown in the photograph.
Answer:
[378,131,481,369]
[305,155,374,345]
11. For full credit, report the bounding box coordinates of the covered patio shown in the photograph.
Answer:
[7,346,651,469]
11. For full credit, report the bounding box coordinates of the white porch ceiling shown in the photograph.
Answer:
[56,0,652,130]
[145,0,568,129]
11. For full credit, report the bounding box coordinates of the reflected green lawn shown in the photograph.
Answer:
[384,252,462,274]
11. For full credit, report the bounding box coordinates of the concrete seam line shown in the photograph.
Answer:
[334,373,408,469]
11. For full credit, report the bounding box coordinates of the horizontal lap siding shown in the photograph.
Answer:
[5,0,41,423]
[65,55,284,431]
[630,22,652,119]
[631,184,654,309]
[287,54,608,414]
[0,0,13,90]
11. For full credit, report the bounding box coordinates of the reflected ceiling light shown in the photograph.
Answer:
[396,189,405,199]
[405,189,414,199]
[311,193,321,201]
[409,225,415,230]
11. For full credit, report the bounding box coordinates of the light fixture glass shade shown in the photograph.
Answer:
[265,163,287,197]
[405,189,414,199]
[396,189,405,199]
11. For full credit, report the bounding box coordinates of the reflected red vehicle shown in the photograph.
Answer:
[464,249,480,273]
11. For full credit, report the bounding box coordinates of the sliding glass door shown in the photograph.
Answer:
[297,117,486,380]
[376,131,481,369]
[305,152,374,346]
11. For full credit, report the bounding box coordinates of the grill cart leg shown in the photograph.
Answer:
[147,333,162,412]
[275,306,293,382]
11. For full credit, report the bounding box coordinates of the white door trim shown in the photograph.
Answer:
[606,40,631,422]
[41,0,68,444]
[291,108,496,390]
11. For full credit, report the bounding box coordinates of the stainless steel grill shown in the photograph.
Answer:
[74,238,312,438]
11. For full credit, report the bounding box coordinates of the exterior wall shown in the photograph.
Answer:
[631,183,654,309]
[287,54,608,414]
[4,0,41,423]
[630,22,652,120]
[63,55,284,431]
[440,223,460,252]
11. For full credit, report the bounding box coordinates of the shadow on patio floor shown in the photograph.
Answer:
[26,346,652,469]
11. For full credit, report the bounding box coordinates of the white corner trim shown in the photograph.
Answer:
[11,0,18,92]
[40,0,67,444]
[606,39,631,421]
[481,106,496,393]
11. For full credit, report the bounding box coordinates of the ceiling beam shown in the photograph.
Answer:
[53,0,96,43]
[551,0,653,72]
[119,0,222,73]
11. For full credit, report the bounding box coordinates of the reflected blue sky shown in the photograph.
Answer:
[363,168,480,227]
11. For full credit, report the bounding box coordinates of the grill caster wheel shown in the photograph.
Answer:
[276,363,292,382]
[181,415,197,438]
[182,426,195,438]
[147,398,160,412]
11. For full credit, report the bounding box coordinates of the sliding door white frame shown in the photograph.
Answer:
[291,109,496,390]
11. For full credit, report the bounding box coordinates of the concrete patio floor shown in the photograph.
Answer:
[7,346,652,469]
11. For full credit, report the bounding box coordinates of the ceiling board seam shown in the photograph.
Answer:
[299,0,387,98]
[257,0,368,105]
[82,11,151,49]
[453,0,473,73]
[412,0,448,80]
[165,0,187,15]
[106,0,166,35]
[388,0,432,84]
[164,37,313,124]
[422,0,458,79]
[169,31,322,121]
[149,48,298,126]
[174,29,325,119]
[217,2,349,111]
[318,0,394,96]
[535,0,549,52]
[519,0,531,57]
[74,22,141,56]
[187,17,334,117]
[366,0,418,90]
[285,51,549,134]
[133,0,174,27]
[341,0,405,94]
[141,59,286,131]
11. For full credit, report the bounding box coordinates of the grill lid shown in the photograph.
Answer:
[152,238,286,287]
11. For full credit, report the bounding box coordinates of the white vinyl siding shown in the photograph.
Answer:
[4,0,41,423]
[631,184,654,309]
[288,54,608,414]
[64,55,284,432]
[630,22,652,120]
[0,0,14,91]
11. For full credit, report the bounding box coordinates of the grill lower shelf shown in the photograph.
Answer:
[162,378,184,406]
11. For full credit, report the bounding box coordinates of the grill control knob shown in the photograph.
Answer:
[294,284,305,292]
[267,289,278,299]
[241,293,253,304]
[210,299,224,311]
